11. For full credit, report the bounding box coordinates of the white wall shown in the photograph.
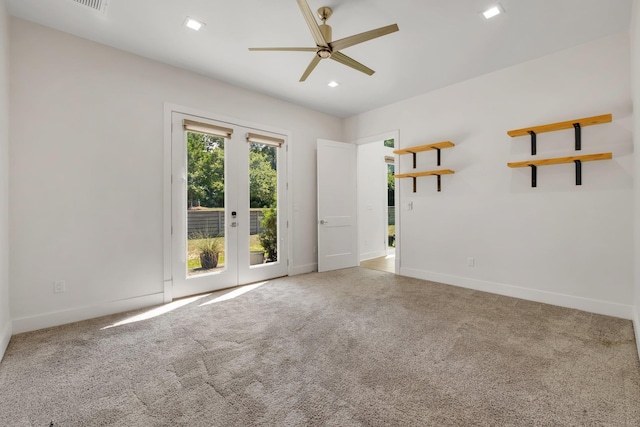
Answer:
[9,18,343,332]
[631,0,640,354]
[345,33,634,318]
[357,141,392,261]
[0,0,11,359]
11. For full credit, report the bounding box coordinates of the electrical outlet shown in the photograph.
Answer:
[467,257,475,267]
[53,280,66,293]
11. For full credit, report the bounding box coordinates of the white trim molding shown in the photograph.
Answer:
[0,320,11,361]
[360,250,387,262]
[634,308,640,363]
[11,293,164,334]
[401,267,634,320]
[291,263,317,276]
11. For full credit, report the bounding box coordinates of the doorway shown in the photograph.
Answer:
[357,134,398,274]
[170,112,288,299]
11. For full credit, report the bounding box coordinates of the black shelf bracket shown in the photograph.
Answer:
[574,160,582,185]
[412,177,417,193]
[574,123,581,151]
[412,152,417,169]
[528,131,537,155]
[435,148,441,166]
[436,174,442,192]
[529,164,537,188]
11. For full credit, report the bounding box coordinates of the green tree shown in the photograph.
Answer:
[250,143,277,170]
[187,132,225,208]
[187,136,278,209]
[249,146,277,208]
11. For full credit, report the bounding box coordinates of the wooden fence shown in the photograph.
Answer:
[188,209,266,237]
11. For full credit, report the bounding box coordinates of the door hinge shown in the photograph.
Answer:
[287,259,289,266]
[286,182,288,190]
[287,220,289,228]
[171,225,173,235]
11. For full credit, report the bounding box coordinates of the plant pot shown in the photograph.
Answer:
[200,252,218,269]
[250,250,265,265]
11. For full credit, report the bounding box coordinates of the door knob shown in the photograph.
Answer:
[320,219,328,225]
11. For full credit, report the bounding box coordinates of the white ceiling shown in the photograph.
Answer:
[7,0,633,118]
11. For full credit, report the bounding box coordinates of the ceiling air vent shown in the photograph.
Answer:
[71,0,108,13]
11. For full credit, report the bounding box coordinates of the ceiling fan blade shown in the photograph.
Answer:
[300,55,321,82]
[330,51,375,76]
[249,47,317,52]
[330,24,399,52]
[296,0,329,48]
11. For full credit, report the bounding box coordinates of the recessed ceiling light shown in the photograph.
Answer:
[184,17,205,31]
[328,81,340,88]
[482,5,503,19]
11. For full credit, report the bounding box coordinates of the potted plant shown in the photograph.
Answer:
[195,235,223,269]
[250,250,265,265]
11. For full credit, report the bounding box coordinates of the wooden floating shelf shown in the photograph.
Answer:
[507,114,612,137]
[507,153,612,168]
[395,169,455,178]
[394,141,455,168]
[395,169,455,193]
[393,141,454,155]
[507,153,612,187]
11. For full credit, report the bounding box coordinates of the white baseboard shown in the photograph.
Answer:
[633,308,640,363]
[0,319,12,362]
[12,292,165,334]
[359,250,387,262]
[291,263,317,276]
[401,267,634,320]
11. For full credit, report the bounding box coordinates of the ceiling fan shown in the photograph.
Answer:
[249,0,399,82]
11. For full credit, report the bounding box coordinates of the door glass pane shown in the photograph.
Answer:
[186,131,226,276]
[249,142,278,266]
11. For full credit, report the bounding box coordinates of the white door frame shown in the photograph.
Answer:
[355,130,400,274]
[163,103,293,302]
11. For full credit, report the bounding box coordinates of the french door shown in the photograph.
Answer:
[171,112,288,299]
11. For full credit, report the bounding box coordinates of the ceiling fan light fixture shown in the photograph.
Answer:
[317,49,332,59]
[328,81,340,88]
[184,17,205,31]
[482,5,503,19]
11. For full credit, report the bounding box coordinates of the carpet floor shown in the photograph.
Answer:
[1,268,639,426]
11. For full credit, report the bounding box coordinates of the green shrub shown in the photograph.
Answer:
[259,208,277,262]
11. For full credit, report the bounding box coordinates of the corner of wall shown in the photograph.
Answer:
[0,0,10,362]
[632,0,640,362]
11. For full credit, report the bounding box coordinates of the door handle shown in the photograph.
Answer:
[230,221,238,227]
[320,219,329,225]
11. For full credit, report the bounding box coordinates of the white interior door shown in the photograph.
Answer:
[171,112,288,299]
[317,139,358,272]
